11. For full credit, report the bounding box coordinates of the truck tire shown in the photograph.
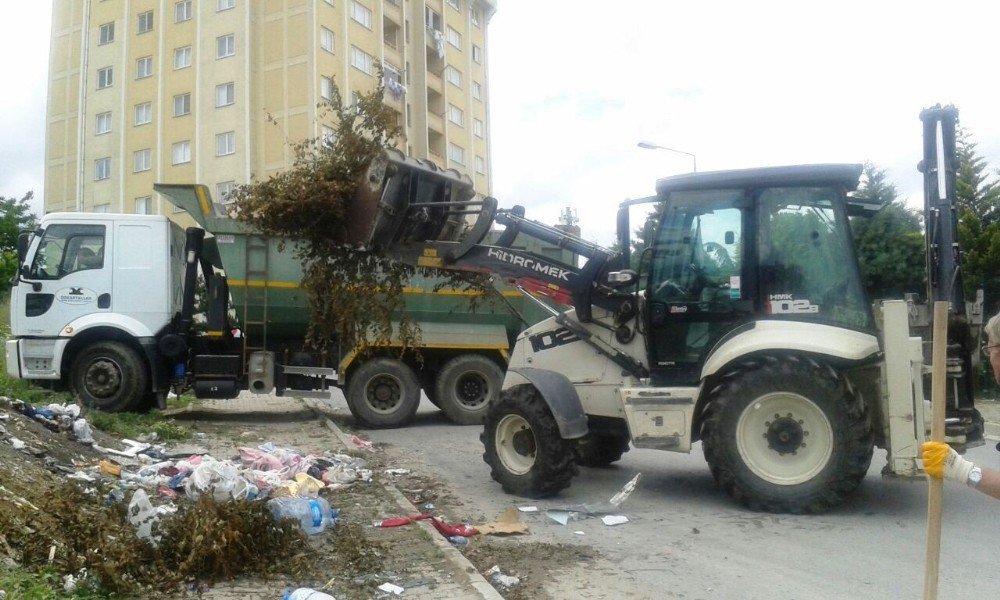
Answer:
[434,355,503,425]
[481,384,578,497]
[701,354,873,513]
[70,341,149,413]
[345,358,420,428]
[575,433,631,467]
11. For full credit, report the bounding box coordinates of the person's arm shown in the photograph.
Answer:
[921,441,1000,501]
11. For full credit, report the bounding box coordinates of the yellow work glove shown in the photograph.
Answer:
[921,441,975,483]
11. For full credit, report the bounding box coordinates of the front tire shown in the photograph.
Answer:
[345,358,420,428]
[434,355,503,425]
[701,355,873,513]
[70,341,148,412]
[481,384,578,497]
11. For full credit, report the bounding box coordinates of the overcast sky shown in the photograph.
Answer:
[3,1,1000,246]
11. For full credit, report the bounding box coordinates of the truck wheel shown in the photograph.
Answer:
[345,358,420,428]
[70,341,148,413]
[435,355,503,425]
[575,434,631,467]
[701,355,873,513]
[480,384,578,497]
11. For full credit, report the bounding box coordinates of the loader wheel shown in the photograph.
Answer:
[71,342,148,413]
[701,354,873,513]
[481,384,578,497]
[346,358,420,428]
[435,355,504,425]
[575,433,631,467]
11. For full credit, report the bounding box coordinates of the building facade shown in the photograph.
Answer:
[45,0,496,217]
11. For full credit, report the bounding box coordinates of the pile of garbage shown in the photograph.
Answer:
[0,399,377,595]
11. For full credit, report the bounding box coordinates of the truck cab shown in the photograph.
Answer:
[7,213,184,410]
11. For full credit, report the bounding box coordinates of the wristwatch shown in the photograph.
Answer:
[967,466,983,488]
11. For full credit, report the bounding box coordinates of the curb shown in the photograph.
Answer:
[304,399,504,600]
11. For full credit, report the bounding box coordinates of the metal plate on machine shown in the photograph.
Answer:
[619,388,695,451]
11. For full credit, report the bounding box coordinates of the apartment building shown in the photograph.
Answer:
[44,0,496,217]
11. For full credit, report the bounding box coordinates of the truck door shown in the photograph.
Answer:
[646,191,752,385]
[15,223,112,335]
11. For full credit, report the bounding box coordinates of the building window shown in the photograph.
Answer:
[444,66,462,88]
[95,112,112,135]
[133,149,152,173]
[321,126,335,146]
[95,157,111,181]
[425,7,442,32]
[135,102,152,126]
[218,0,236,10]
[172,141,191,165]
[99,22,115,45]
[97,66,114,89]
[135,196,153,214]
[173,93,191,117]
[471,9,480,27]
[137,11,154,34]
[175,0,192,22]
[174,46,192,69]
[216,82,235,107]
[447,104,463,127]
[473,118,484,138]
[472,44,482,64]
[321,77,334,100]
[472,80,482,100]
[216,181,236,204]
[351,46,374,75]
[447,143,464,166]
[216,132,236,156]
[321,27,335,53]
[93,204,110,213]
[475,155,486,174]
[446,26,461,48]
[447,0,460,11]
[350,1,372,28]
[217,34,236,59]
[136,56,153,79]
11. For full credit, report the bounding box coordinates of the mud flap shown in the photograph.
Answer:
[508,367,588,439]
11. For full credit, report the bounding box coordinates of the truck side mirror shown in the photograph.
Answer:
[606,270,638,289]
[16,232,30,264]
[725,231,735,245]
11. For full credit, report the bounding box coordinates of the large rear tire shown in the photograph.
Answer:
[434,355,503,425]
[701,354,873,513]
[345,358,420,428]
[70,341,148,413]
[481,384,578,497]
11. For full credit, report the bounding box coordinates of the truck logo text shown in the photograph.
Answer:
[55,287,97,306]
[529,328,579,352]
[487,248,570,281]
[768,294,819,315]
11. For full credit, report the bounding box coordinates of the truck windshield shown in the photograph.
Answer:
[757,187,873,331]
[29,224,106,280]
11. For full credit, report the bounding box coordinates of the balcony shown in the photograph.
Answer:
[427,111,444,134]
[425,69,442,93]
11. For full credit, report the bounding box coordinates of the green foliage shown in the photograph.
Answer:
[231,73,492,352]
[850,162,926,300]
[86,409,190,441]
[0,191,38,285]
[954,129,1000,313]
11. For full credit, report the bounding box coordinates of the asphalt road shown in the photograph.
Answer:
[327,393,1000,599]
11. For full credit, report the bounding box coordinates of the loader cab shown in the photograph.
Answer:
[642,164,874,385]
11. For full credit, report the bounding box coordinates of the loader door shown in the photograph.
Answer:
[647,191,752,385]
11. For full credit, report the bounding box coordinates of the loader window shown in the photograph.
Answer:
[757,187,872,330]
[29,224,106,280]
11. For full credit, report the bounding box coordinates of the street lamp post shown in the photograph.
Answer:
[637,141,697,172]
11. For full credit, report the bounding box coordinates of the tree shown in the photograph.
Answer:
[0,192,38,285]
[954,129,1000,313]
[850,162,925,300]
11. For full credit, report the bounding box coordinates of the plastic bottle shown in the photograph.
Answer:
[284,588,336,600]
[267,496,337,535]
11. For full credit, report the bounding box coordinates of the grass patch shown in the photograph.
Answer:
[86,410,190,441]
[0,566,107,599]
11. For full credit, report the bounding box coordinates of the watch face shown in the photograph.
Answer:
[969,467,983,486]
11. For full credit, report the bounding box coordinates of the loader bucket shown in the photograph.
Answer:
[349,148,496,252]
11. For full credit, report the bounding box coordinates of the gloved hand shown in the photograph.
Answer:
[921,441,975,483]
